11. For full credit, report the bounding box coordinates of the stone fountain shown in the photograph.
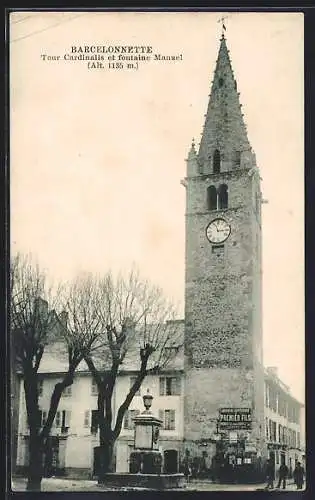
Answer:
[99,389,185,490]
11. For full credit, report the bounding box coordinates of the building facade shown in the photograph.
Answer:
[264,367,304,479]
[16,367,185,478]
[15,366,303,479]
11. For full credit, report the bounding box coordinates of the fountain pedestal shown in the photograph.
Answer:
[99,389,185,489]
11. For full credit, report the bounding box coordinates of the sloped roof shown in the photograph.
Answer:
[38,320,185,375]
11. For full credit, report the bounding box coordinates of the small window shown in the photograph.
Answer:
[212,245,224,256]
[61,410,71,431]
[91,410,99,435]
[83,410,90,428]
[41,411,47,427]
[159,377,181,396]
[38,380,43,397]
[55,411,61,428]
[130,376,141,396]
[233,151,241,168]
[163,409,175,430]
[91,379,98,396]
[218,77,224,88]
[213,149,221,174]
[265,417,269,440]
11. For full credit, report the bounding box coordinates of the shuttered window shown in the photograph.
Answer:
[55,411,61,428]
[159,409,175,430]
[91,379,98,395]
[38,380,43,397]
[91,410,99,434]
[83,410,90,428]
[159,377,181,396]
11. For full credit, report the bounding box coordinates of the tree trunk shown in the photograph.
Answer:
[97,439,115,482]
[26,434,43,491]
[97,392,115,480]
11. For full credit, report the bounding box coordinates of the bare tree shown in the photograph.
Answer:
[10,253,89,491]
[65,268,182,478]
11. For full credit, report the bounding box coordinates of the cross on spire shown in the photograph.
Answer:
[218,15,228,36]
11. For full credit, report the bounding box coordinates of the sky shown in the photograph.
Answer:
[10,11,304,402]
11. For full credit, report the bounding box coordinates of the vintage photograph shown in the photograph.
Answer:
[9,11,305,492]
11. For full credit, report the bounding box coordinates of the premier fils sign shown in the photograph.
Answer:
[218,408,252,430]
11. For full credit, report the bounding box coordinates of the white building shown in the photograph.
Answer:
[264,367,304,478]
[16,325,185,478]
[16,351,304,479]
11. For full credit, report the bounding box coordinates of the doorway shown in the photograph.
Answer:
[164,449,178,474]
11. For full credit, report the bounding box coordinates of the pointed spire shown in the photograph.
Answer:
[197,34,254,172]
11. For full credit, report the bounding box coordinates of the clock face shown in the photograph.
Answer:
[206,218,231,244]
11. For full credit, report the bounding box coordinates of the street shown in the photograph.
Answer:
[11,476,303,492]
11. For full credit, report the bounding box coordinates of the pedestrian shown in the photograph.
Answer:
[265,459,274,490]
[293,461,305,490]
[184,461,192,484]
[277,462,288,489]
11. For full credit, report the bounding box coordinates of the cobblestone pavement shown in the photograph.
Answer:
[11,476,303,492]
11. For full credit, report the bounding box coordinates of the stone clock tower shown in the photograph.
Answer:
[183,34,266,465]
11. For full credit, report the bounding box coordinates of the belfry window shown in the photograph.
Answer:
[207,186,217,211]
[218,184,228,209]
[213,149,221,174]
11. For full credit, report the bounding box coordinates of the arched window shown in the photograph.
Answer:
[207,186,217,211]
[218,184,228,209]
[213,149,221,174]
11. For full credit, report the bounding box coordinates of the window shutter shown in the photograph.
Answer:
[159,377,165,396]
[55,411,61,428]
[175,377,181,395]
[159,410,164,428]
[64,410,71,428]
[91,379,98,395]
[42,411,47,426]
[123,410,130,430]
[84,410,90,428]
[170,410,175,430]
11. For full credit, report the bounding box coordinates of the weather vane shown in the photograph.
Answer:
[218,15,229,36]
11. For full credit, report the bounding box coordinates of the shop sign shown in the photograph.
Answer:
[218,408,252,430]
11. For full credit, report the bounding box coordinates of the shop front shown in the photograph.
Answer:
[212,408,263,483]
